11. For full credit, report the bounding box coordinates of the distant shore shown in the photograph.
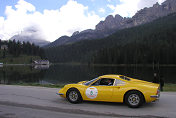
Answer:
[0,63,51,66]
[52,63,176,67]
[0,64,31,66]
[1,62,176,67]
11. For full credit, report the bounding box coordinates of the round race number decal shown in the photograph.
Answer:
[85,87,98,99]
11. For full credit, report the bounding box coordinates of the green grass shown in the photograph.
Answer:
[163,84,176,92]
[12,83,65,88]
[0,53,41,64]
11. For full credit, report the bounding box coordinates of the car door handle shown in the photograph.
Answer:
[114,86,120,89]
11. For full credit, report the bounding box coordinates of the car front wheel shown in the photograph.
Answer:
[125,91,144,108]
[66,88,82,104]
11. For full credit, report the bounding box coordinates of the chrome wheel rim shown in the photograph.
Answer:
[128,94,140,106]
[69,91,78,102]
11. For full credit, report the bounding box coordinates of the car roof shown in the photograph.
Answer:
[99,74,131,81]
[100,74,123,79]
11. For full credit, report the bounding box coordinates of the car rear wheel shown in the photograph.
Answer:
[125,91,144,108]
[66,88,82,104]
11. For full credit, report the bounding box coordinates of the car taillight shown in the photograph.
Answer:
[156,87,160,97]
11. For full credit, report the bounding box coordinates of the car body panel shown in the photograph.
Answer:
[58,75,160,103]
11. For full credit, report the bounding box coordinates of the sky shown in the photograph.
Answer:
[0,0,166,42]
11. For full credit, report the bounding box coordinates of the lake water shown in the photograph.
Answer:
[0,64,176,85]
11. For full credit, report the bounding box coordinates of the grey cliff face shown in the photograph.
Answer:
[132,0,176,26]
[96,15,124,31]
[46,0,176,48]
[96,0,176,32]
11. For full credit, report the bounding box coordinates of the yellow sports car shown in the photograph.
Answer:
[57,75,160,108]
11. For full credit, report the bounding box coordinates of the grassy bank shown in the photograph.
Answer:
[0,51,41,64]
[163,84,176,92]
[3,83,176,92]
[13,83,65,88]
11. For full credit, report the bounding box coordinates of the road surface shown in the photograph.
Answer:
[0,85,176,118]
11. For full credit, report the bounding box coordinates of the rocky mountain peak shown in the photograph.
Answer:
[72,31,79,36]
[96,0,176,32]
[105,15,114,21]
[96,15,114,31]
[96,14,124,31]
[115,14,123,21]
[153,2,160,8]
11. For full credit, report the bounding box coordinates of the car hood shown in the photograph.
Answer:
[77,81,87,84]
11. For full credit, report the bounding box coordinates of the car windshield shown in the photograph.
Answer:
[84,78,98,86]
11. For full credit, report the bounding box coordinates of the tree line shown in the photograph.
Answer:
[0,40,45,59]
[45,13,176,65]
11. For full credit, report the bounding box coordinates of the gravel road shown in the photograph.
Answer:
[0,85,175,118]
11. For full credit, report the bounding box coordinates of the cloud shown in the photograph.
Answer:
[138,0,166,9]
[107,4,115,10]
[158,0,166,4]
[0,17,5,39]
[0,0,102,42]
[108,0,140,17]
[98,8,105,13]
[108,0,166,17]
[20,26,45,40]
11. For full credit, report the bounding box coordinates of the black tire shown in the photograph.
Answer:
[66,88,83,104]
[125,91,144,108]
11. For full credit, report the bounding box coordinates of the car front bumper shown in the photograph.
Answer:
[56,93,64,95]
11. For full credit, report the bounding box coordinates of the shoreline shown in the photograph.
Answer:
[0,63,51,66]
[53,63,176,67]
[1,63,176,67]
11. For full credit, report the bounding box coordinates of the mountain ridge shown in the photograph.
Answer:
[45,0,176,48]
[45,12,176,64]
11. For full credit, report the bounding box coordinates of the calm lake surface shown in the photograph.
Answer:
[0,64,176,85]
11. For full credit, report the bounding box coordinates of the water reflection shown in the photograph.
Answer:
[33,65,50,70]
[0,65,45,84]
[0,64,175,85]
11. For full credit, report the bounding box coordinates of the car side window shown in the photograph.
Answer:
[114,79,125,86]
[92,78,115,86]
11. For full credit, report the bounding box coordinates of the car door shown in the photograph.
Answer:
[111,79,126,102]
[83,78,115,102]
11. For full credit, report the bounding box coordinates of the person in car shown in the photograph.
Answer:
[107,79,113,86]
